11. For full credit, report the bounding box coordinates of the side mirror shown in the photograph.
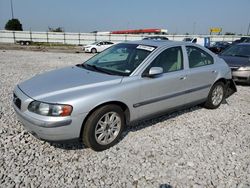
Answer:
[143,67,163,78]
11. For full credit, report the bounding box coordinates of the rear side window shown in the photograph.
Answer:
[186,46,213,68]
[149,46,183,73]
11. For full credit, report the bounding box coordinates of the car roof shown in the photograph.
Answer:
[125,40,188,48]
[235,43,250,46]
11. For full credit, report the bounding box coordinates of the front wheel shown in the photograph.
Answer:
[204,82,225,109]
[91,48,97,53]
[83,105,125,151]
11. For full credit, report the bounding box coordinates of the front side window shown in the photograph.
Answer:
[83,43,155,76]
[186,46,213,68]
[106,41,113,45]
[149,46,183,73]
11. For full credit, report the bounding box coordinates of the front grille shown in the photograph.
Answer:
[13,93,21,109]
[236,76,247,81]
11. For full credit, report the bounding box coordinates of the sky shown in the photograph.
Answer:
[0,0,250,34]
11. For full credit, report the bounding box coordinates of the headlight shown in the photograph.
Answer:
[238,66,250,71]
[28,101,73,117]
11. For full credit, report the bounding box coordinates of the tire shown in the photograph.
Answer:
[91,48,97,53]
[20,41,24,45]
[25,41,30,45]
[83,105,125,151]
[204,81,225,109]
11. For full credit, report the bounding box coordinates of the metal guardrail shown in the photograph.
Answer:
[0,30,243,45]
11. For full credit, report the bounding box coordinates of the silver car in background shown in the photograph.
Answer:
[13,40,236,151]
[219,43,250,84]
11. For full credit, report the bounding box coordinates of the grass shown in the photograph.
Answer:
[32,42,78,48]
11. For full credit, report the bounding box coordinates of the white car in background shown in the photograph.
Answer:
[84,41,114,53]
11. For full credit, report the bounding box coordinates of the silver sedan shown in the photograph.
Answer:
[13,40,237,151]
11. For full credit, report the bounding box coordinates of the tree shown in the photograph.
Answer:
[224,32,235,35]
[5,19,23,31]
[48,27,64,32]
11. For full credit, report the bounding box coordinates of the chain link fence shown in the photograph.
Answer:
[0,30,242,45]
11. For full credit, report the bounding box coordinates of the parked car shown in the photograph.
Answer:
[232,37,250,44]
[143,36,169,40]
[183,37,210,48]
[84,41,114,53]
[219,43,250,84]
[13,40,236,151]
[208,41,231,54]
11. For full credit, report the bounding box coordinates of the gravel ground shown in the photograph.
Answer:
[0,50,250,188]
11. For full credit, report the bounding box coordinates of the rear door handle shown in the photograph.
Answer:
[212,70,217,73]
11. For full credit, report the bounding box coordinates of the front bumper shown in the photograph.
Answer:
[232,70,250,84]
[84,48,92,53]
[13,86,87,141]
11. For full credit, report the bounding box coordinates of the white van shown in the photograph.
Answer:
[183,37,210,47]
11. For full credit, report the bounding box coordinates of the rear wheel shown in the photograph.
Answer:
[83,105,125,151]
[204,82,225,109]
[91,48,97,53]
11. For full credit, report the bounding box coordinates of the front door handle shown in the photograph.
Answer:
[180,76,187,80]
[212,70,217,73]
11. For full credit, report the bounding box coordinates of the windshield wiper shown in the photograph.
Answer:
[76,63,87,69]
[77,63,125,76]
[85,64,115,75]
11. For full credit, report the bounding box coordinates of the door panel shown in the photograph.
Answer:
[135,46,190,119]
[184,46,218,101]
[135,71,189,118]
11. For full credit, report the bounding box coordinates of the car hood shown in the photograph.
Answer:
[219,55,250,67]
[18,66,122,101]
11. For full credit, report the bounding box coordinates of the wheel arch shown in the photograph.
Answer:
[214,78,227,85]
[91,47,97,53]
[215,78,237,98]
[79,101,130,138]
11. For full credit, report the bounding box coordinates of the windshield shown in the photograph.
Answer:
[91,42,99,45]
[82,43,155,76]
[221,45,250,57]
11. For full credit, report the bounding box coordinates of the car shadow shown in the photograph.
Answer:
[159,184,173,188]
[49,139,86,150]
[50,105,202,151]
[122,105,201,138]
[235,82,250,87]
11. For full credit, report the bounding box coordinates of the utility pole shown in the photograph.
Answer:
[192,22,196,35]
[10,0,14,19]
[247,22,250,36]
